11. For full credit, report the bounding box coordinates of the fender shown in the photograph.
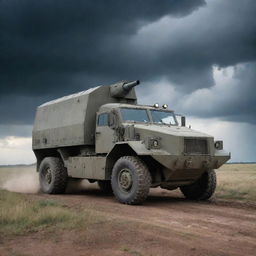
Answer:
[108,141,170,156]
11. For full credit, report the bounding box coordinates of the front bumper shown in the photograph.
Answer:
[152,151,230,170]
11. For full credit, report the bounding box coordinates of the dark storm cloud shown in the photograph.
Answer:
[0,0,206,125]
[173,61,256,124]
[0,0,256,125]
[0,0,205,96]
[130,0,256,124]
[0,95,45,124]
[219,62,256,124]
[130,0,256,91]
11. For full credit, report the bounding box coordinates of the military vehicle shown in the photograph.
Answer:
[32,80,230,204]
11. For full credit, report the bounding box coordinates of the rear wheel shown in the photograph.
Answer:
[111,156,151,205]
[98,180,112,194]
[180,169,216,200]
[39,157,68,194]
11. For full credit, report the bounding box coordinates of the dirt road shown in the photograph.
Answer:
[1,185,256,256]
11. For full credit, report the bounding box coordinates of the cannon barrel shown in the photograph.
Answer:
[123,80,140,91]
[110,80,139,98]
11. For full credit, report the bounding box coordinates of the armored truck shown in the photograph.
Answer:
[32,80,230,204]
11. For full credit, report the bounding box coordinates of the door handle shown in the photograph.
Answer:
[95,131,101,135]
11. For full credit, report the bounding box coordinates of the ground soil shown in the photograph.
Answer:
[0,185,256,256]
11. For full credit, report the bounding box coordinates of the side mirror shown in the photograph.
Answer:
[181,116,186,127]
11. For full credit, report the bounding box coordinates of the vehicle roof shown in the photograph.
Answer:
[99,103,174,112]
[39,86,100,107]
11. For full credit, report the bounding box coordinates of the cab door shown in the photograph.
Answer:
[95,112,115,153]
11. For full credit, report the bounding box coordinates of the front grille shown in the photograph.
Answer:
[184,138,208,155]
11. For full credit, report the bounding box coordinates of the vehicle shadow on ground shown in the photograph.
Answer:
[64,189,189,206]
[65,180,113,197]
[64,181,193,205]
[64,179,220,206]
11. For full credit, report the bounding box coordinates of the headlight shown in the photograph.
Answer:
[214,140,223,150]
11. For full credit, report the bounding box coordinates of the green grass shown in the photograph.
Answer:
[0,190,105,236]
[215,164,256,201]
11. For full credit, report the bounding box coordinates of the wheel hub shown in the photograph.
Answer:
[45,168,52,184]
[118,169,133,191]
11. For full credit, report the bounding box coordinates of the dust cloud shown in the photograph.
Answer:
[0,166,40,194]
[0,166,98,194]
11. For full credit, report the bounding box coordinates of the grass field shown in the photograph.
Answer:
[215,164,256,201]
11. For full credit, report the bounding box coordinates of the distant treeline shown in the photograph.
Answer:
[1,162,256,168]
[0,163,36,168]
[226,162,256,164]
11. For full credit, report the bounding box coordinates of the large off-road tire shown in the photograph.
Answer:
[98,180,112,194]
[39,157,68,194]
[180,169,216,200]
[111,156,152,205]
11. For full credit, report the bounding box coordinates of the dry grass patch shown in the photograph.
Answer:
[215,164,256,201]
[0,190,105,236]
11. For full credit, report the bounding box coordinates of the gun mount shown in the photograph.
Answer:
[110,80,140,98]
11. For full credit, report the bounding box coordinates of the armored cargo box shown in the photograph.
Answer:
[32,83,137,149]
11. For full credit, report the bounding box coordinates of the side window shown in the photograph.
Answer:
[98,113,108,126]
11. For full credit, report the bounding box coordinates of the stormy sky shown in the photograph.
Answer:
[0,0,256,164]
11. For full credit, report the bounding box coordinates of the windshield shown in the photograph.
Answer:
[151,110,177,125]
[121,108,149,123]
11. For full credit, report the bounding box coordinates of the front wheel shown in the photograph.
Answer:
[180,169,216,200]
[111,156,151,205]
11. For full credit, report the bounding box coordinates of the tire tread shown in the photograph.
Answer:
[111,156,151,205]
[39,157,68,194]
[180,169,216,200]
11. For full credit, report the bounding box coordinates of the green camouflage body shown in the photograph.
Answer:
[33,81,230,187]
